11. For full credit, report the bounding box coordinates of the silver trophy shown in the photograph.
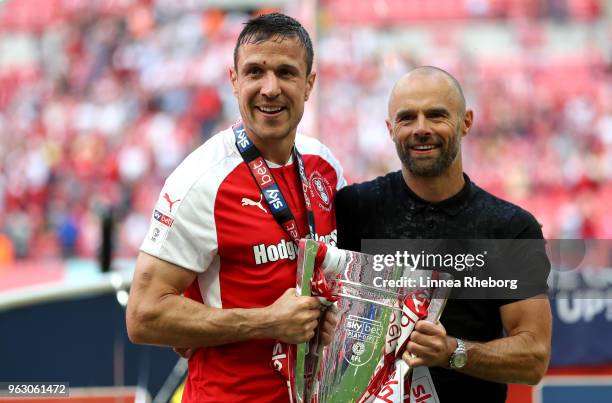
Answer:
[291,240,451,403]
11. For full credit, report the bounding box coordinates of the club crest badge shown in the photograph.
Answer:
[309,171,333,212]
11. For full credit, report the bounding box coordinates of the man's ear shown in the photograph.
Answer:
[304,71,316,101]
[229,67,238,96]
[462,110,473,137]
[386,119,393,138]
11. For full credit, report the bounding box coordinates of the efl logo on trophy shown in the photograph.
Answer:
[344,315,383,367]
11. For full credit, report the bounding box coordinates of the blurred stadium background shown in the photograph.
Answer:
[0,0,611,402]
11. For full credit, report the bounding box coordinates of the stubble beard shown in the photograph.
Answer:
[248,111,292,144]
[396,128,461,178]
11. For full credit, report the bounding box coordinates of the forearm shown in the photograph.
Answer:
[457,332,549,385]
[127,253,321,348]
[127,292,273,348]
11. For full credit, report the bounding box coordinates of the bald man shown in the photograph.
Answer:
[336,67,551,402]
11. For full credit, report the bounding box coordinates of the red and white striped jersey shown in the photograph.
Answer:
[140,126,345,402]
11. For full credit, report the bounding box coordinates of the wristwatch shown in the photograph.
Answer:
[449,338,467,369]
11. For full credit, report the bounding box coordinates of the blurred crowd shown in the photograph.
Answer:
[317,0,612,239]
[0,0,610,266]
[0,0,244,263]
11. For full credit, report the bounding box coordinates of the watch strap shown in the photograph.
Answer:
[449,338,467,369]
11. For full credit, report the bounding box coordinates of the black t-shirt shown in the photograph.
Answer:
[335,171,550,403]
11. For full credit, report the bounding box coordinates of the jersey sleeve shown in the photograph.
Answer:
[140,129,240,273]
[497,209,550,304]
[140,174,218,273]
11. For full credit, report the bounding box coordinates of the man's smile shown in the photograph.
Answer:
[410,144,441,155]
[255,105,286,116]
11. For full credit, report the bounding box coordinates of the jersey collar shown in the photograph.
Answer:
[400,173,476,217]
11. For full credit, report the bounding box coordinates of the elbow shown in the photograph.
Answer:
[525,347,550,385]
[126,315,144,344]
[126,302,157,345]
[525,369,546,386]
[525,367,546,386]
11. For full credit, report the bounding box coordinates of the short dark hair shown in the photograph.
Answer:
[233,13,314,75]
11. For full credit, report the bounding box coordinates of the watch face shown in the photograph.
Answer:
[453,353,467,368]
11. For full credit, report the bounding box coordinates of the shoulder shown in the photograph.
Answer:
[336,171,401,213]
[471,184,543,238]
[296,133,346,190]
[335,172,402,250]
[295,133,334,159]
[141,128,242,272]
[160,127,242,210]
[338,171,401,201]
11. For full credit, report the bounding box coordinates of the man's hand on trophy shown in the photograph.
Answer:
[402,321,456,368]
[266,288,322,344]
[319,303,338,346]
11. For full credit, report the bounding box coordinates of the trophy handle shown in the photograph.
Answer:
[295,239,321,403]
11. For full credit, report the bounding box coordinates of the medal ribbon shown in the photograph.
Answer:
[233,121,316,244]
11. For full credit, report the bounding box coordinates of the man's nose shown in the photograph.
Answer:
[260,72,281,98]
[413,114,432,135]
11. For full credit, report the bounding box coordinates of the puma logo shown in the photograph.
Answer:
[241,195,267,213]
[163,193,181,213]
